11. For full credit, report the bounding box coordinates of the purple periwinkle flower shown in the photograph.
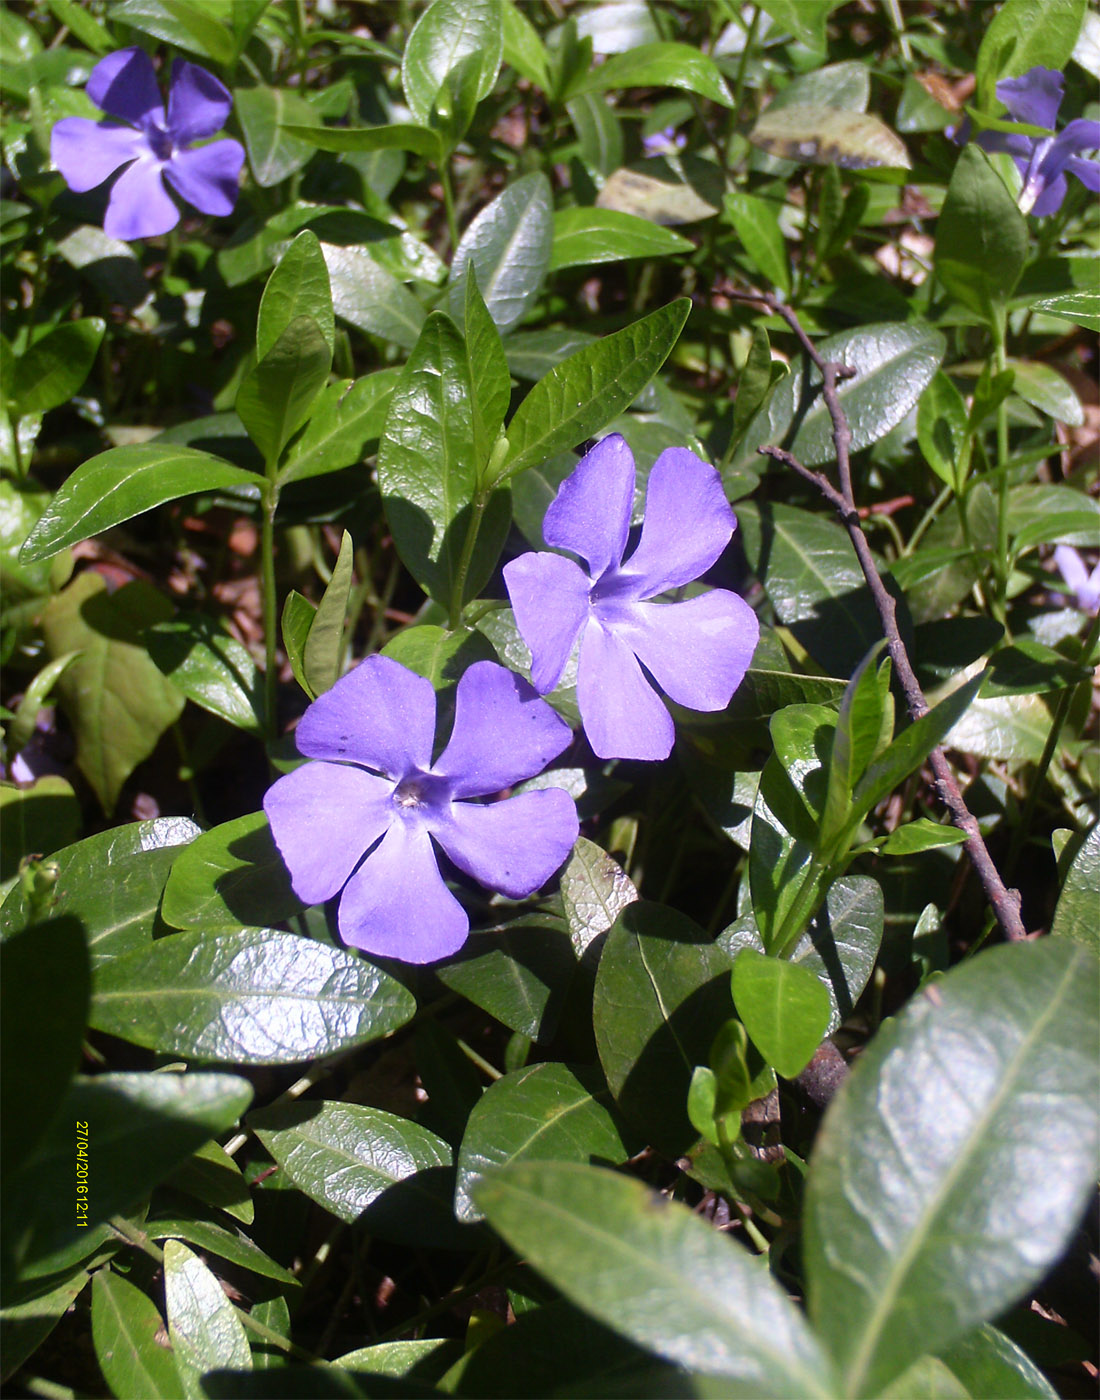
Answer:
[264,657,579,964]
[1054,545,1100,613]
[51,47,245,240]
[503,436,759,762]
[643,126,687,156]
[969,67,1100,216]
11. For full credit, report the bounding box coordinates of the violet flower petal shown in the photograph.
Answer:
[87,47,164,128]
[616,447,735,596]
[338,821,469,962]
[435,661,574,798]
[973,129,1034,161]
[167,58,234,143]
[433,789,579,898]
[50,117,146,191]
[1066,154,1100,192]
[607,590,759,711]
[577,620,675,760]
[103,157,179,239]
[296,654,436,777]
[164,139,245,217]
[542,434,635,578]
[996,67,1063,130]
[502,551,590,694]
[1029,171,1067,217]
[263,761,394,906]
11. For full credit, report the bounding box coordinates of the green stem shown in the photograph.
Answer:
[991,307,1011,615]
[260,484,280,744]
[449,491,489,629]
[439,159,459,257]
[903,483,952,556]
[771,856,830,961]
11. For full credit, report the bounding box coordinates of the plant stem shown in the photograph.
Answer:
[450,491,489,629]
[991,308,1011,615]
[439,160,459,257]
[260,484,280,744]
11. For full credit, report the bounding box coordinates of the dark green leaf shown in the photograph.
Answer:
[160,811,304,931]
[879,819,969,856]
[449,174,552,333]
[917,371,971,492]
[934,147,1028,319]
[755,0,845,49]
[568,42,733,107]
[10,318,104,418]
[281,591,317,701]
[805,939,1099,1396]
[236,85,320,188]
[323,246,427,350]
[436,914,576,1042]
[975,0,1086,106]
[1,1265,96,1383]
[402,0,503,125]
[278,371,400,487]
[257,230,334,361]
[146,616,264,734]
[236,314,332,467]
[149,1217,296,1285]
[549,208,693,271]
[279,122,443,159]
[731,949,832,1079]
[723,191,789,294]
[559,836,639,958]
[0,777,81,884]
[92,1270,185,1400]
[463,269,511,465]
[380,624,497,691]
[165,1138,254,1226]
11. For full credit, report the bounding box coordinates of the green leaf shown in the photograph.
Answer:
[148,1218,296,1286]
[500,299,690,482]
[146,616,264,734]
[750,755,826,953]
[279,121,443,159]
[593,902,734,1153]
[40,575,185,813]
[568,41,733,107]
[755,0,844,49]
[464,269,511,465]
[380,624,497,691]
[277,370,400,487]
[879,819,969,856]
[820,647,893,849]
[0,817,200,959]
[749,105,910,169]
[943,691,1052,763]
[567,92,623,177]
[1,918,88,1177]
[804,938,1100,1397]
[454,1063,629,1222]
[5,1071,252,1280]
[1029,288,1100,333]
[595,165,720,225]
[1,1265,96,1384]
[975,0,1086,105]
[917,370,971,492]
[501,0,550,89]
[43,0,114,51]
[90,925,415,1064]
[723,191,789,294]
[256,230,334,361]
[322,245,427,351]
[0,778,81,884]
[165,1138,254,1226]
[249,1101,466,1248]
[733,321,945,474]
[402,0,503,125]
[303,529,354,696]
[474,1161,837,1395]
[449,173,552,334]
[236,313,332,467]
[1050,823,1099,953]
[19,446,263,563]
[235,84,320,188]
[886,1324,1059,1400]
[281,591,316,701]
[1006,358,1085,426]
[559,836,639,958]
[157,0,234,64]
[160,811,304,931]
[730,949,832,1079]
[981,639,1090,697]
[164,1239,251,1396]
[934,147,1028,320]
[377,311,510,609]
[548,207,693,272]
[0,477,69,602]
[92,1270,186,1400]
[436,914,577,1042]
[10,318,104,418]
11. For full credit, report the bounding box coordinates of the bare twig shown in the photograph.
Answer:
[732,287,1029,943]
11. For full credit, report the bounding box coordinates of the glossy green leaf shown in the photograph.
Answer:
[257,230,334,361]
[92,1270,186,1400]
[279,121,443,160]
[10,317,104,418]
[281,590,316,701]
[593,902,735,1153]
[731,949,832,1079]
[756,0,845,49]
[164,1239,251,1395]
[749,751,826,953]
[166,1139,254,1226]
[160,811,304,931]
[455,1063,629,1221]
[236,84,320,187]
[402,0,503,123]
[805,938,1100,1397]
[917,371,971,492]
[474,1161,837,1395]
[499,298,690,482]
[0,476,68,601]
[277,370,399,487]
[559,836,639,958]
[449,174,552,334]
[501,0,550,88]
[5,1072,252,1280]
[380,623,497,691]
[981,639,1090,697]
[0,777,81,883]
[881,1323,1058,1399]
[377,311,510,609]
[0,917,88,1177]
[42,0,113,52]
[567,91,623,177]
[40,575,185,813]
[1028,288,1100,333]
[322,245,428,351]
[975,0,1086,105]
[91,925,415,1064]
[749,105,910,169]
[249,1100,465,1247]
[1050,823,1099,953]
[236,314,332,467]
[1006,358,1085,426]
[157,0,234,64]
[0,816,200,958]
[146,616,264,734]
[723,191,789,294]
[436,914,576,1042]
[568,42,733,106]
[733,321,945,474]
[548,207,693,271]
[149,1218,295,1286]
[303,529,353,696]
[934,147,1028,319]
[879,819,969,856]
[820,648,892,848]
[19,446,263,563]
[464,269,511,464]
[943,692,1052,763]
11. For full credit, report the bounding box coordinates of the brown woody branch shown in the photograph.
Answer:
[731,288,1029,943]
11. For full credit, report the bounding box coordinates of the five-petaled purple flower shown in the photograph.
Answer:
[51,47,245,240]
[1054,545,1100,614]
[264,657,579,964]
[643,126,687,156]
[968,67,1100,216]
[503,436,759,762]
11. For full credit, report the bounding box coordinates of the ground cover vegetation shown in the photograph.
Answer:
[1,0,1098,1395]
